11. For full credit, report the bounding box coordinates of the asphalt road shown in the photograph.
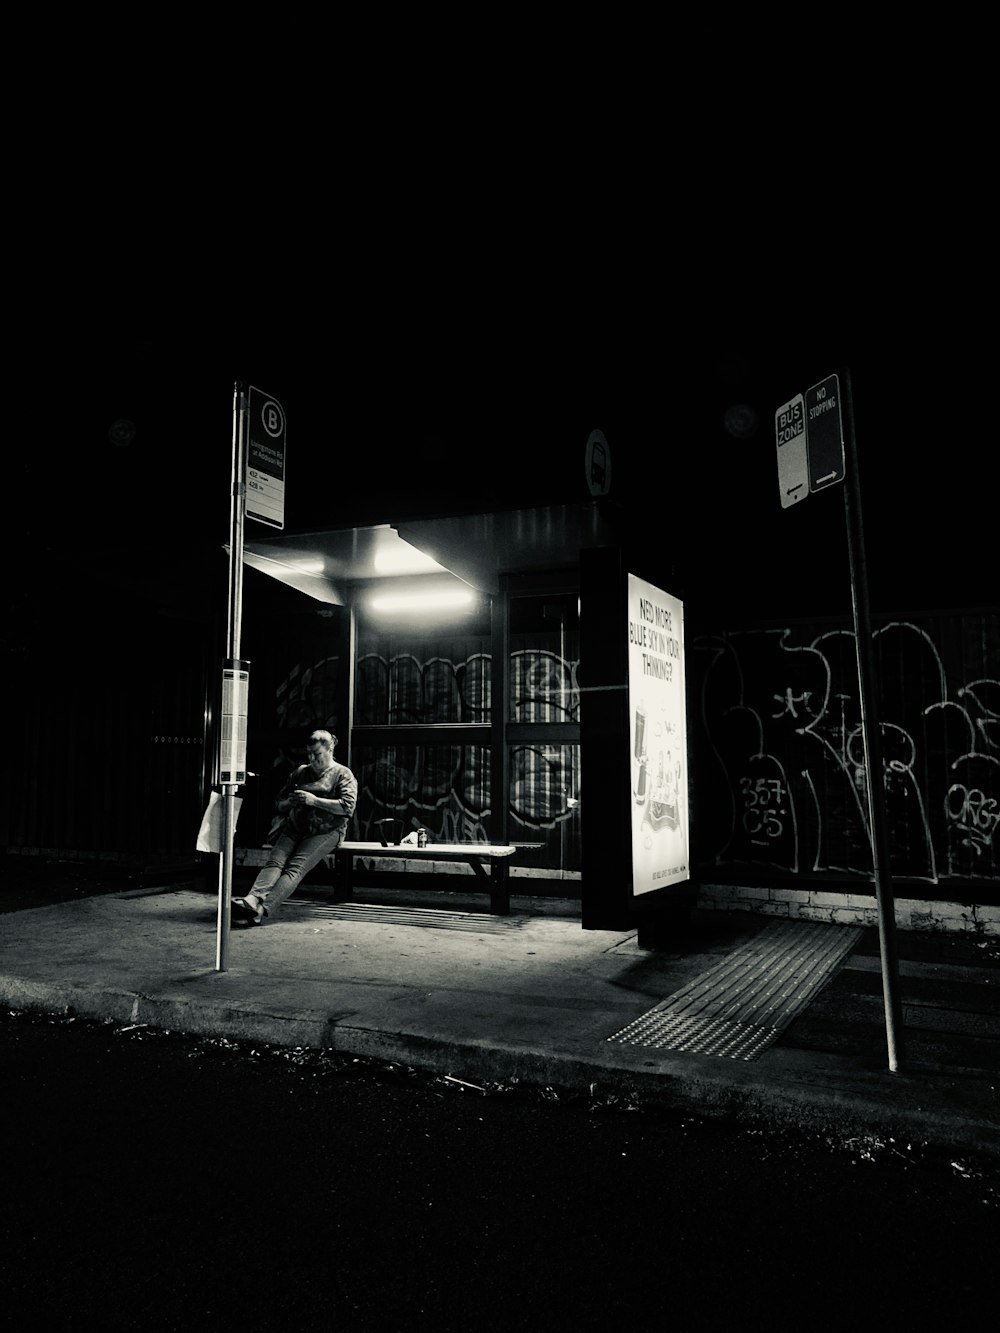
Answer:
[2,1008,996,1331]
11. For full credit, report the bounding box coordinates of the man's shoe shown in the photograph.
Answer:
[231,897,264,926]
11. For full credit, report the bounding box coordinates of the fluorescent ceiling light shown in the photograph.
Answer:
[370,589,474,612]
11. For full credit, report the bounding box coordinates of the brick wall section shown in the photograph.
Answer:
[698,882,1000,936]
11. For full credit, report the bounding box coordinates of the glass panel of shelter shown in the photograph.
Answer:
[352,589,581,873]
[508,592,581,872]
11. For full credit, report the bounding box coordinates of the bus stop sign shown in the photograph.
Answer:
[775,392,808,508]
[246,386,287,529]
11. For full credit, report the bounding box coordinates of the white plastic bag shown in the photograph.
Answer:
[196,791,243,853]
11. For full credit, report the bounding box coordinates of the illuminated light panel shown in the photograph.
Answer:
[373,541,445,574]
[369,589,474,612]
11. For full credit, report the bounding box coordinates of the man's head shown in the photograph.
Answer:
[306,731,337,771]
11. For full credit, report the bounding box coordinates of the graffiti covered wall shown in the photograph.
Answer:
[353,643,581,863]
[689,612,998,889]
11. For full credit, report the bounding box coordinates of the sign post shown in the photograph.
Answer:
[839,368,904,1072]
[774,369,904,1072]
[215,383,286,972]
[216,384,247,971]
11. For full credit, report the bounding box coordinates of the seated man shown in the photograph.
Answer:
[232,730,357,926]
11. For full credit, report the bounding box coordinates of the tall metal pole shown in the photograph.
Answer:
[216,383,247,972]
[841,366,905,1072]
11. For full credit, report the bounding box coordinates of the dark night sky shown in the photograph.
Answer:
[17,316,995,635]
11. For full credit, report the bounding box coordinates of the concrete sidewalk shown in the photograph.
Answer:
[1,876,997,1158]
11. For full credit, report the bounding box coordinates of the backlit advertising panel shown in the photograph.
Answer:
[627,574,689,895]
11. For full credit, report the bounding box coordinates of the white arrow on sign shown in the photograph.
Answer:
[775,392,808,509]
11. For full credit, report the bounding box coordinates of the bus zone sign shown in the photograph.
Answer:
[775,373,844,509]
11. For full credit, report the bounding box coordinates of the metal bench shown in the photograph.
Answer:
[331,841,520,915]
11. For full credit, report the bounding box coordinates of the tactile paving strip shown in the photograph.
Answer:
[286,900,525,934]
[607,920,863,1060]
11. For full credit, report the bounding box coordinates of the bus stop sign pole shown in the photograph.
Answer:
[839,367,905,1072]
[777,368,905,1072]
[216,383,248,973]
